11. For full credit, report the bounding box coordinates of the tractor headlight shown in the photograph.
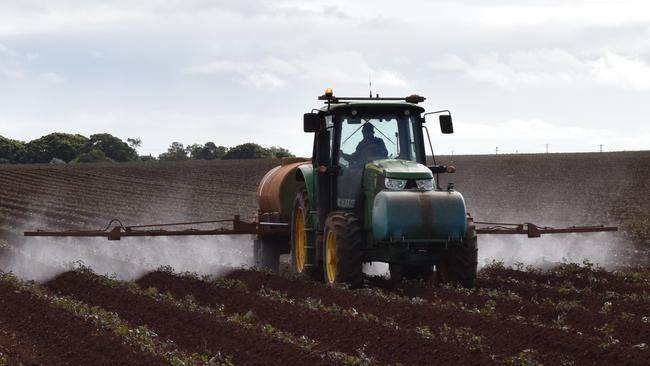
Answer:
[416,178,434,191]
[384,178,407,190]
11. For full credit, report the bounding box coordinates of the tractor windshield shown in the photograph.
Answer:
[334,111,423,209]
[337,113,422,166]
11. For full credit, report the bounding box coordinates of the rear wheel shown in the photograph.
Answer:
[323,211,364,288]
[439,216,478,288]
[290,190,321,279]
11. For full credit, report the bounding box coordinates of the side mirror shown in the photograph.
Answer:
[439,115,453,134]
[304,113,323,132]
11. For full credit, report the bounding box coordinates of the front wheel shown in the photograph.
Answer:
[323,211,364,288]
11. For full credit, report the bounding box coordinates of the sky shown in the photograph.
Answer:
[1,0,649,157]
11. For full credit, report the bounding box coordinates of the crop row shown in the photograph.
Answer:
[0,271,204,365]
[223,268,650,365]
[44,268,370,366]
[136,268,503,365]
[361,264,650,347]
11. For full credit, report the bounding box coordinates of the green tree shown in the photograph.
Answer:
[139,154,157,162]
[71,149,111,163]
[127,138,142,150]
[22,133,88,163]
[0,136,26,163]
[83,133,137,162]
[268,146,294,159]
[222,142,271,159]
[186,143,203,159]
[188,142,227,160]
[158,142,189,161]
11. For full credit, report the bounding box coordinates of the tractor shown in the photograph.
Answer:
[256,88,475,287]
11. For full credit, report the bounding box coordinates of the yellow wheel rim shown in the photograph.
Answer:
[325,231,337,283]
[294,208,306,272]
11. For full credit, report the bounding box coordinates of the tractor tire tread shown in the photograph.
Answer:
[290,189,321,280]
[324,211,364,288]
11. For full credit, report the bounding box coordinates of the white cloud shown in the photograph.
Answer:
[0,43,15,56]
[247,72,286,88]
[0,8,151,36]
[38,72,65,83]
[0,43,64,83]
[0,43,24,79]
[432,50,650,91]
[186,52,409,89]
[591,52,650,91]
[184,58,290,88]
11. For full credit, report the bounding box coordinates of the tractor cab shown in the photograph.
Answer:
[329,103,428,213]
[303,89,456,218]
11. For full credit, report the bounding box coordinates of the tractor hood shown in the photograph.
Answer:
[367,159,433,180]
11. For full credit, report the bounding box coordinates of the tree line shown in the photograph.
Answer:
[0,133,294,164]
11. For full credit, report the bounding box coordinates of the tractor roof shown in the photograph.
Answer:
[316,89,427,114]
[318,101,425,114]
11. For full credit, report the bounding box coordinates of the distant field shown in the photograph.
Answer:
[437,151,650,230]
[0,159,278,237]
[1,151,647,248]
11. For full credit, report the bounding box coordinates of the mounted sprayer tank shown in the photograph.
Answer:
[257,158,310,223]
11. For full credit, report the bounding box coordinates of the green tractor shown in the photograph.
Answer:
[256,89,477,288]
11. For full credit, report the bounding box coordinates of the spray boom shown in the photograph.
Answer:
[24,216,287,241]
[24,216,615,241]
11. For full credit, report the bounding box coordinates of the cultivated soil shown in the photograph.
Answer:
[0,152,649,365]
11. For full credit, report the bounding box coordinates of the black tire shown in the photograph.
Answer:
[440,216,478,288]
[254,236,283,271]
[389,264,434,284]
[290,190,321,280]
[323,211,364,288]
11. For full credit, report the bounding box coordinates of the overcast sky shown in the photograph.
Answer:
[1,0,649,156]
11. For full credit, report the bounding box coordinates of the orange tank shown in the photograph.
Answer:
[257,157,310,222]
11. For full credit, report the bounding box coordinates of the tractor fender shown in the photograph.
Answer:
[295,164,316,211]
[372,190,467,242]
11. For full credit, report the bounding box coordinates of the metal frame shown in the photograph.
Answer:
[475,221,617,238]
[24,215,288,241]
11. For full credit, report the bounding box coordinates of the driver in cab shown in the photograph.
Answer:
[341,123,388,163]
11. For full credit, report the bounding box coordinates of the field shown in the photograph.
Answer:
[1,152,649,365]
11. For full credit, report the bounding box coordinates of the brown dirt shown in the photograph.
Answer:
[0,159,278,232]
[45,271,334,366]
[137,270,497,365]
[226,268,650,365]
[0,281,167,366]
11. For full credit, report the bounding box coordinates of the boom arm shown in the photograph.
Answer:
[475,221,617,238]
[23,216,287,241]
[23,217,616,241]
